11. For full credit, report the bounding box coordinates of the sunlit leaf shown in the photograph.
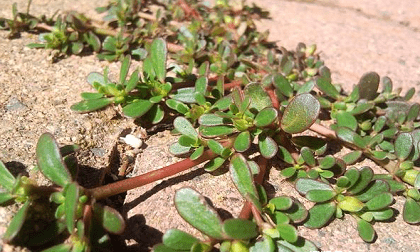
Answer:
[93,203,126,234]
[122,99,153,118]
[269,196,293,211]
[395,133,413,160]
[273,74,293,97]
[281,94,320,134]
[229,154,259,200]
[357,72,380,100]
[199,125,235,138]
[119,55,131,84]
[0,160,16,191]
[234,131,251,152]
[295,178,332,195]
[365,192,393,211]
[204,157,226,172]
[254,107,278,127]
[65,182,79,233]
[304,202,336,228]
[336,111,357,131]
[356,180,390,202]
[3,200,31,242]
[338,196,364,212]
[174,117,198,140]
[71,98,113,113]
[403,198,420,224]
[244,83,272,111]
[306,189,336,203]
[348,166,373,195]
[151,38,167,83]
[223,219,258,240]
[258,134,278,159]
[316,76,339,99]
[175,187,224,239]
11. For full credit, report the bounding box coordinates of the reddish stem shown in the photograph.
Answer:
[89,149,218,199]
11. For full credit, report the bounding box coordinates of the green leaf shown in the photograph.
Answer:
[162,229,198,250]
[70,98,113,112]
[165,99,189,114]
[0,160,16,191]
[316,76,339,99]
[344,167,360,188]
[244,83,272,111]
[306,189,336,203]
[285,201,308,224]
[272,211,290,225]
[273,74,293,97]
[171,87,196,103]
[151,38,167,83]
[338,196,364,212]
[276,237,318,252]
[199,114,230,126]
[65,182,79,233]
[371,208,394,221]
[300,147,315,167]
[125,69,139,92]
[93,203,126,234]
[357,219,376,244]
[119,55,131,84]
[87,72,106,86]
[41,243,72,252]
[281,94,320,134]
[175,187,224,239]
[223,219,258,240]
[254,107,278,127]
[349,102,374,115]
[3,200,31,242]
[250,235,276,252]
[0,192,14,205]
[292,136,327,155]
[336,111,357,131]
[122,99,153,118]
[145,104,164,124]
[304,202,336,228]
[190,146,204,160]
[365,192,393,211]
[234,131,251,152]
[173,117,198,141]
[403,197,420,224]
[258,134,278,159]
[80,92,104,100]
[395,133,413,160]
[336,127,367,148]
[199,125,235,138]
[152,244,177,252]
[319,155,336,169]
[356,180,390,202]
[169,142,191,155]
[229,154,259,200]
[36,133,72,187]
[281,167,296,178]
[295,178,332,195]
[269,196,293,211]
[276,223,298,243]
[357,72,380,100]
[348,167,374,195]
[211,95,232,111]
[71,41,84,54]
[278,146,295,165]
[207,139,225,156]
[204,157,226,172]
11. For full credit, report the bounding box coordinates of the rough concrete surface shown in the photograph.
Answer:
[1,0,420,251]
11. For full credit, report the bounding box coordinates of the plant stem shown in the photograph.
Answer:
[88,149,218,199]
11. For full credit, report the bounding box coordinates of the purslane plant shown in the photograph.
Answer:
[1,0,420,251]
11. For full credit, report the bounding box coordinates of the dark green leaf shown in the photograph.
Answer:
[3,200,31,242]
[151,38,167,83]
[254,107,278,127]
[273,74,293,97]
[119,55,131,84]
[203,157,226,172]
[65,182,79,233]
[356,180,390,202]
[223,219,258,240]
[41,243,72,252]
[349,102,374,115]
[70,98,113,113]
[93,203,126,234]
[285,200,308,224]
[250,235,276,252]
[244,83,272,111]
[122,99,153,118]
[36,133,72,186]
[276,223,298,243]
[357,72,380,100]
[199,114,230,126]
[300,147,315,167]
[278,146,295,165]
[395,133,413,160]
[336,127,367,148]
[292,136,327,155]
[297,80,316,95]
[295,178,332,195]
[306,189,336,203]
[0,192,14,205]
[145,104,164,124]
[199,125,235,138]
[319,155,336,169]
[281,94,320,134]
[365,192,393,211]
[162,229,198,250]
[316,76,339,99]
[234,131,251,152]
[404,87,415,101]
[211,95,232,111]
[207,139,225,156]
[403,197,420,224]
[26,221,66,246]
[336,111,357,131]
[259,134,278,159]
[175,187,224,239]
[348,166,374,195]
[269,196,293,211]
[371,208,394,221]
[357,218,375,242]
[276,237,318,252]
[304,202,336,228]
[125,69,139,92]
[0,160,16,191]
[229,154,259,200]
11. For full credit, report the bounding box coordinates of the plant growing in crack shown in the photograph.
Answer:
[1,0,420,251]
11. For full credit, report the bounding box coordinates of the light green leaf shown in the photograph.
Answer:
[65,182,79,233]
[70,98,113,113]
[0,160,16,191]
[122,99,153,118]
[357,218,375,242]
[223,219,258,240]
[338,196,364,212]
[348,166,373,195]
[119,55,131,84]
[258,134,278,159]
[229,154,259,200]
[174,117,198,140]
[395,133,413,160]
[234,131,251,152]
[403,197,420,224]
[254,107,278,127]
[306,189,336,203]
[276,223,298,243]
[365,192,393,211]
[151,38,167,83]
[336,111,357,131]
[199,125,235,138]
[269,196,293,211]
[244,83,272,111]
[295,178,332,195]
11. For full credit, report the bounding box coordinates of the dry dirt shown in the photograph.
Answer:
[1,0,420,251]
